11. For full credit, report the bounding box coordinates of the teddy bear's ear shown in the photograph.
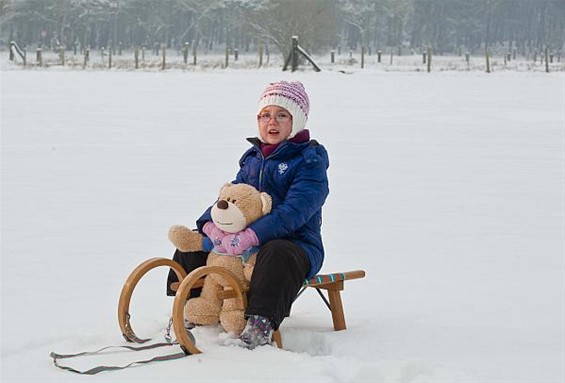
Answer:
[260,192,272,215]
[219,183,233,195]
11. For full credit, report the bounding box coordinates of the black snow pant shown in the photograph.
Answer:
[166,239,310,330]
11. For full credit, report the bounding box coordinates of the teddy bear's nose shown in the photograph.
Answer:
[217,200,229,210]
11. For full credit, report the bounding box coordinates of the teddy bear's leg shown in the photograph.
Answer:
[185,277,223,325]
[220,298,247,335]
[209,264,246,287]
[205,257,249,334]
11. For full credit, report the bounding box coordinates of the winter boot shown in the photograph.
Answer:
[238,314,274,349]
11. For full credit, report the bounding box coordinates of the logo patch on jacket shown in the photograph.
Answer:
[278,162,289,175]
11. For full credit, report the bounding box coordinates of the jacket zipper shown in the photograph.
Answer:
[258,150,266,191]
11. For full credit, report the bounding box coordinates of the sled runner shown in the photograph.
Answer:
[118,257,187,344]
[118,257,365,354]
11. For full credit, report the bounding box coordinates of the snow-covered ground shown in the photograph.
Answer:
[1,61,564,382]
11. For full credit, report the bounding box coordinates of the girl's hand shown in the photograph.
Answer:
[203,221,227,248]
[221,228,259,256]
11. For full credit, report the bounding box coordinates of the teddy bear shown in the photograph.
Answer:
[168,183,272,334]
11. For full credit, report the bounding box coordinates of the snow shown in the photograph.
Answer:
[1,61,564,382]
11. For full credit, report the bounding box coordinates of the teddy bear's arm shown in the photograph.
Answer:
[168,225,213,253]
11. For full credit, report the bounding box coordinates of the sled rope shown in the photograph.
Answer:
[49,342,187,375]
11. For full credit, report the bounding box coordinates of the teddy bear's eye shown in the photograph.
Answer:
[232,199,236,204]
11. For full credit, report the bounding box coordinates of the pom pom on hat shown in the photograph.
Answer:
[257,81,310,138]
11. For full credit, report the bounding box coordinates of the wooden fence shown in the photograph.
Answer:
[8,40,563,73]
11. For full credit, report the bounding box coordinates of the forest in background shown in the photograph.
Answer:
[1,0,563,60]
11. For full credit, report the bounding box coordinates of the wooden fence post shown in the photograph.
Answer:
[36,48,42,66]
[258,44,263,67]
[545,47,549,73]
[485,46,491,73]
[427,46,432,72]
[282,36,320,72]
[183,42,189,64]
[59,46,65,65]
[162,43,166,70]
[292,36,298,71]
[361,46,365,68]
[83,48,89,68]
[135,48,139,69]
[9,41,27,65]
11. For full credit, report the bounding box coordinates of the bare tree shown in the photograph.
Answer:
[247,0,337,59]
[2,0,562,57]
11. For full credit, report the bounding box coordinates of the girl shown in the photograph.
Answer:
[168,80,330,349]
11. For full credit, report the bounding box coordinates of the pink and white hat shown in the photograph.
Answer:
[257,81,310,138]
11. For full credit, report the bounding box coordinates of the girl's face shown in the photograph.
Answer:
[257,106,293,145]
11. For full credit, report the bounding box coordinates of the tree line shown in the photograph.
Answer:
[1,0,563,59]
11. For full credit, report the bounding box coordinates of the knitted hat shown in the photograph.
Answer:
[257,81,310,138]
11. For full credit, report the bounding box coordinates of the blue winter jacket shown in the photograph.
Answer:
[197,137,330,278]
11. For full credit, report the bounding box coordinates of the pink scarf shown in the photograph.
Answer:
[261,129,311,157]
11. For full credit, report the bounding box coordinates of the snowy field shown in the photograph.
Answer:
[1,61,564,382]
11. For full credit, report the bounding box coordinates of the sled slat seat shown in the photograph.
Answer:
[303,270,366,288]
[297,270,365,331]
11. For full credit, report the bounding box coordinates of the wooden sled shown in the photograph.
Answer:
[118,257,365,355]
